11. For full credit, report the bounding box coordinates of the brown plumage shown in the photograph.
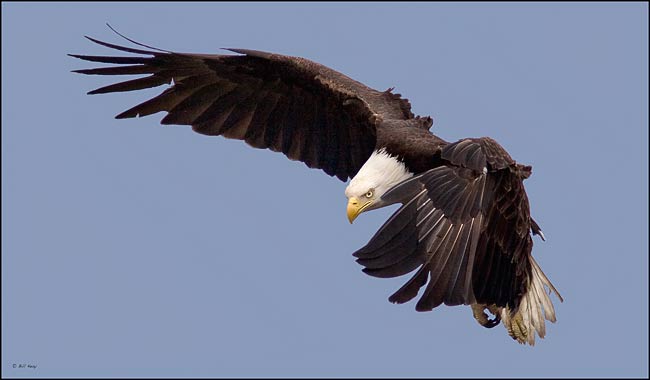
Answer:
[71,36,430,181]
[70,30,562,345]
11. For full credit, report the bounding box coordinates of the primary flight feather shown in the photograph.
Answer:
[70,29,562,345]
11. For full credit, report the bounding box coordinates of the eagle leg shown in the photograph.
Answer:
[471,304,501,329]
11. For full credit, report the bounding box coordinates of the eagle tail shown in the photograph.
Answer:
[498,256,563,345]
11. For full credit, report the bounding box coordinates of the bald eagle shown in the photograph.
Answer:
[70,29,562,345]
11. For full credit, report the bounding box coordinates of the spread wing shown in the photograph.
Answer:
[70,33,431,181]
[353,138,536,311]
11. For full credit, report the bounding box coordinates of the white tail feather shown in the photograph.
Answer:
[499,256,563,345]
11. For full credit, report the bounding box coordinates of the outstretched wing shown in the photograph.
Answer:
[70,33,431,181]
[353,138,535,311]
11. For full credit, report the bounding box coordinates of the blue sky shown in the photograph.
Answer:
[2,2,648,378]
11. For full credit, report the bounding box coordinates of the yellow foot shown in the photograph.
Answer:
[471,304,500,328]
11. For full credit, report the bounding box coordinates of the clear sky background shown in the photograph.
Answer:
[2,2,648,378]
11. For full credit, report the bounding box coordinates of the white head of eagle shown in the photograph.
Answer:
[345,149,413,223]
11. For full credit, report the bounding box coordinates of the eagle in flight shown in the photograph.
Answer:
[71,28,562,345]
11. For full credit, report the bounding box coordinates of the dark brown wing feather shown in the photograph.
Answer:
[354,138,535,312]
[70,36,426,181]
[471,168,532,310]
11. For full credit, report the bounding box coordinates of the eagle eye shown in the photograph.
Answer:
[365,190,374,198]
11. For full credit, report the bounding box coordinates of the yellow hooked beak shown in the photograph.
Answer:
[347,197,372,224]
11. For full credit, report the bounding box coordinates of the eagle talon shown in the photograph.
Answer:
[471,304,501,329]
[483,314,501,328]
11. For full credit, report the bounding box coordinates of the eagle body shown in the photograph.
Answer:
[71,30,562,345]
